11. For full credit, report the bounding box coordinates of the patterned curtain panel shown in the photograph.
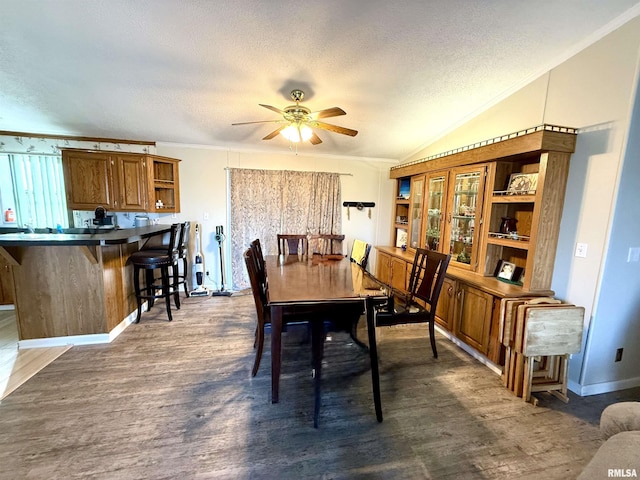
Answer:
[229,168,342,289]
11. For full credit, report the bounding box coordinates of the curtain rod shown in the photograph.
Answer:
[223,167,352,176]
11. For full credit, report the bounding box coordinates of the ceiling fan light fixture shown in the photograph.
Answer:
[281,123,313,143]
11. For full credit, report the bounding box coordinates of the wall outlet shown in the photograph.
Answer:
[615,348,623,362]
[575,243,588,258]
[203,212,209,220]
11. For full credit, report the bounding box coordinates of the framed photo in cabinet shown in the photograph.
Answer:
[496,260,517,280]
[507,172,538,194]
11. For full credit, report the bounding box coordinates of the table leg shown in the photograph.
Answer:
[271,304,283,403]
[311,317,325,428]
[365,297,383,422]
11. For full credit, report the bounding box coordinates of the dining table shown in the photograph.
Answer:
[265,253,388,425]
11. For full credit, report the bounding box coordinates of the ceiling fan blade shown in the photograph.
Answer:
[309,132,323,145]
[313,121,358,137]
[259,104,285,115]
[231,119,282,126]
[263,126,286,140]
[309,107,346,119]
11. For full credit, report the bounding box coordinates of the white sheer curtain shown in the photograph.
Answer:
[7,154,68,228]
[229,168,342,289]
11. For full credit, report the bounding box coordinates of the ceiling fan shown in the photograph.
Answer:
[232,89,358,145]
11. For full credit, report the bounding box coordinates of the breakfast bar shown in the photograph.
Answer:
[0,225,171,347]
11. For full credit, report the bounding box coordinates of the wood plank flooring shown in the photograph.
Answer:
[0,292,638,479]
[0,310,72,400]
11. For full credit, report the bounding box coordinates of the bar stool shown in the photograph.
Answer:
[140,221,191,299]
[129,223,181,322]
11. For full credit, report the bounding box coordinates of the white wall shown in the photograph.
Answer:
[155,144,395,290]
[402,15,640,395]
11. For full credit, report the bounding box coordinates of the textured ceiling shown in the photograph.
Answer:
[1,1,639,161]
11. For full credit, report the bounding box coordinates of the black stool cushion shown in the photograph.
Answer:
[130,250,178,267]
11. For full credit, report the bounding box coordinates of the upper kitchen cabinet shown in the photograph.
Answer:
[147,155,180,213]
[62,150,181,213]
[62,150,116,210]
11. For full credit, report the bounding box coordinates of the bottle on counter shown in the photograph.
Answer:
[4,208,16,223]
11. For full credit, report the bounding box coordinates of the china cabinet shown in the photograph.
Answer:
[377,125,577,365]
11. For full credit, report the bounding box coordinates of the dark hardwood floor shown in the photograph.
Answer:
[0,291,638,479]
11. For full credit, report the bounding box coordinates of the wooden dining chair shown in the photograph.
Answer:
[249,238,266,286]
[349,239,371,269]
[374,248,451,358]
[277,234,308,255]
[310,234,345,255]
[244,247,311,377]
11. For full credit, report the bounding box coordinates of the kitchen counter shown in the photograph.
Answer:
[0,225,171,247]
[0,225,171,346]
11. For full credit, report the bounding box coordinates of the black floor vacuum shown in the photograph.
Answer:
[210,225,232,297]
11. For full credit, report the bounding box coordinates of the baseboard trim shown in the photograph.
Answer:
[0,305,15,311]
[17,305,144,349]
[435,325,503,375]
[568,376,640,396]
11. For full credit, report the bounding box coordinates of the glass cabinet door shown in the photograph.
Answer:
[424,173,447,251]
[447,168,484,266]
[408,176,425,249]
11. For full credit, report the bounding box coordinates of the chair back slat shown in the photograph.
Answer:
[244,248,268,325]
[410,248,451,308]
[250,238,267,291]
[277,234,308,255]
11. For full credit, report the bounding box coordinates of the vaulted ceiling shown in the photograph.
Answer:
[2,1,639,161]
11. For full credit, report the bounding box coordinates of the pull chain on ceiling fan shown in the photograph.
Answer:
[232,89,358,145]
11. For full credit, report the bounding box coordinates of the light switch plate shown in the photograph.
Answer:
[575,243,588,258]
[628,247,640,263]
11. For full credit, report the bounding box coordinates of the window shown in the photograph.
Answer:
[0,154,68,228]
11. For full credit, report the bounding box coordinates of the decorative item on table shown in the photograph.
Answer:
[506,173,538,195]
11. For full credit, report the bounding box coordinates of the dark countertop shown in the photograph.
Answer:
[0,225,172,247]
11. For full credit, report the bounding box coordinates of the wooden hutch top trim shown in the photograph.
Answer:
[390,124,577,179]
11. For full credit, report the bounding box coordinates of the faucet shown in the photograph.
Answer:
[24,224,35,233]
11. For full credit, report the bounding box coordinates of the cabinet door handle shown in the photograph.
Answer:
[447,285,453,297]
[448,212,452,224]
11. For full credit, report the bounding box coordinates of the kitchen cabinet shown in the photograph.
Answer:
[62,150,181,213]
[63,150,116,210]
[148,156,180,213]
